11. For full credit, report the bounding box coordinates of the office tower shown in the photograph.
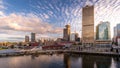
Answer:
[70,33,75,41]
[31,32,36,42]
[114,24,120,37]
[63,24,71,41]
[82,5,94,46]
[113,24,120,45]
[95,21,111,46]
[25,35,29,42]
[96,21,111,40]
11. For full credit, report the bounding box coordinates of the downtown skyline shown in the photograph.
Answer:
[0,0,120,42]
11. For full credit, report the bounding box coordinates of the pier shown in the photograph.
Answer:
[0,49,120,57]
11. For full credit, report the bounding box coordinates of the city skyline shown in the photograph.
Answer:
[0,0,120,42]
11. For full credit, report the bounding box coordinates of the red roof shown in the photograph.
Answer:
[42,45,64,49]
[31,42,39,46]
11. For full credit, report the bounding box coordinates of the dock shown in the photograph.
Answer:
[0,49,120,57]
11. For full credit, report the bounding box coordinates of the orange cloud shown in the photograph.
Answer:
[0,13,62,34]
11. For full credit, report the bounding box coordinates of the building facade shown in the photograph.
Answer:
[114,24,120,37]
[96,22,111,46]
[63,24,71,41]
[114,27,117,37]
[113,24,120,45]
[25,35,29,42]
[82,5,94,46]
[70,33,75,41]
[96,21,111,40]
[31,33,36,42]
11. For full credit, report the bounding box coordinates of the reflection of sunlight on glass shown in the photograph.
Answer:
[110,58,116,68]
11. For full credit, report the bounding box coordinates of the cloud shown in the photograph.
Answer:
[43,13,49,19]
[0,12,63,41]
[0,0,4,9]
[95,0,120,37]
[0,13,62,35]
[0,0,120,41]
[0,11,4,16]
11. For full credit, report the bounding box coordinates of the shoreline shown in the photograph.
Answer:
[0,49,120,57]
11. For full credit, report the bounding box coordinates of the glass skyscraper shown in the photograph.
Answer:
[96,22,111,40]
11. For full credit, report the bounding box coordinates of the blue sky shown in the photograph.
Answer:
[0,0,120,42]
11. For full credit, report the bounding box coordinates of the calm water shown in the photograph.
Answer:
[0,54,120,68]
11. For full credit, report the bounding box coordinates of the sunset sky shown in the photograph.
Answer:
[0,0,120,42]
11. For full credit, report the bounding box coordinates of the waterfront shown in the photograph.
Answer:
[0,54,120,68]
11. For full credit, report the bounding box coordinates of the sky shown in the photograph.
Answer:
[0,0,120,42]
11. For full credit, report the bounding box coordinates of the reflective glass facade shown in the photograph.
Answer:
[96,22,111,40]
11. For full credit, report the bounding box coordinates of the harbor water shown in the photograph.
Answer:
[0,54,120,68]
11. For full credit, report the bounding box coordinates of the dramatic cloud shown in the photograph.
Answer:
[31,0,120,38]
[0,13,62,34]
[0,0,120,41]
[0,13,62,41]
[95,0,120,37]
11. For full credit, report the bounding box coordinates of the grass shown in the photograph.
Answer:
[0,48,4,50]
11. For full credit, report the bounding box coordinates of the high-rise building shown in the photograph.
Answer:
[82,5,94,46]
[31,32,36,42]
[63,24,71,41]
[70,33,75,41]
[70,33,79,42]
[113,24,120,45]
[63,28,67,41]
[25,35,29,42]
[95,21,111,46]
[114,24,120,37]
[96,21,111,40]
[114,27,117,37]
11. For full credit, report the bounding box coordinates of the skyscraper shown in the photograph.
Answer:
[113,24,120,45]
[95,21,111,46]
[63,24,71,41]
[96,21,111,40]
[82,5,94,46]
[114,24,120,37]
[25,35,29,42]
[70,33,75,41]
[31,32,36,42]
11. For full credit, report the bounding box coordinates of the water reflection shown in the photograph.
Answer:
[64,54,70,68]
[31,54,39,59]
[83,55,111,68]
[112,57,120,68]
[0,54,120,68]
[63,54,118,68]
